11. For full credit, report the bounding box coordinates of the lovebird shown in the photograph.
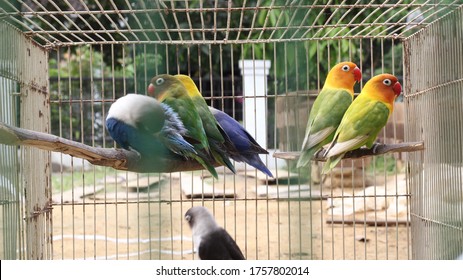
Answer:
[210,107,274,178]
[174,74,236,174]
[185,206,245,260]
[322,74,402,173]
[148,74,219,179]
[297,61,362,168]
[106,93,196,159]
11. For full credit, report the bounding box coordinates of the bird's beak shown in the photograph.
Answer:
[148,83,155,96]
[353,67,362,83]
[393,82,402,97]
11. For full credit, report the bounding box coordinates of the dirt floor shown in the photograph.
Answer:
[50,169,411,260]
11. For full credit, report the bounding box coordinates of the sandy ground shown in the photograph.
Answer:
[50,170,411,260]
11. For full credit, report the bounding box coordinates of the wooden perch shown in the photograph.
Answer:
[273,141,424,161]
[0,121,215,173]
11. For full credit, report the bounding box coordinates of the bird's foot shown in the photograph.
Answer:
[371,142,381,153]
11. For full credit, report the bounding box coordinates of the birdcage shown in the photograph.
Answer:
[0,1,462,260]
[404,7,463,259]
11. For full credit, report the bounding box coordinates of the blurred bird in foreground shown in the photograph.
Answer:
[185,206,245,260]
[106,93,196,159]
[297,61,362,168]
[322,74,402,173]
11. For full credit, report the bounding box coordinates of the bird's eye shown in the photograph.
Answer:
[341,65,350,72]
[185,215,191,222]
[383,79,392,86]
[155,78,165,85]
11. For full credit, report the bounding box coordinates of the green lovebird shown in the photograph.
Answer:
[297,61,362,168]
[322,73,402,173]
[148,74,218,179]
[175,74,236,174]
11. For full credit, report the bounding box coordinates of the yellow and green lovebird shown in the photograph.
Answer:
[297,61,362,168]
[322,74,402,173]
[174,74,236,174]
[148,74,219,179]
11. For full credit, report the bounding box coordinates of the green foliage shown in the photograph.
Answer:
[239,0,409,93]
[49,45,162,79]
[46,0,407,90]
[49,46,104,78]
[369,155,398,175]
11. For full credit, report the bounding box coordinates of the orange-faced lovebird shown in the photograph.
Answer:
[322,74,402,173]
[210,107,273,178]
[297,61,362,168]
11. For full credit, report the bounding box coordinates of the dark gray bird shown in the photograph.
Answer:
[185,206,245,260]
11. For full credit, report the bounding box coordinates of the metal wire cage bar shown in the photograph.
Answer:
[0,23,23,259]
[404,6,463,260]
[1,1,463,48]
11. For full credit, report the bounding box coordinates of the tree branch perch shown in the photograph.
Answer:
[0,121,214,173]
[273,141,424,161]
[1,121,424,172]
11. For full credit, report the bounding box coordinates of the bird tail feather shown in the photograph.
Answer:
[322,154,344,174]
[192,154,218,179]
[296,146,318,168]
[212,150,236,174]
[210,141,236,174]
[246,154,274,178]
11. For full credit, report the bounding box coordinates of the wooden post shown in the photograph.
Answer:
[16,29,52,260]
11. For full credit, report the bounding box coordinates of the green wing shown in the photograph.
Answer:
[334,96,390,148]
[297,88,352,168]
[191,96,225,143]
[163,95,210,151]
[307,88,353,141]
[322,96,391,174]
[190,96,237,173]
[164,99,218,178]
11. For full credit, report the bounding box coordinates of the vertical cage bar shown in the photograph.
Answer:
[0,22,24,260]
[404,6,463,260]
